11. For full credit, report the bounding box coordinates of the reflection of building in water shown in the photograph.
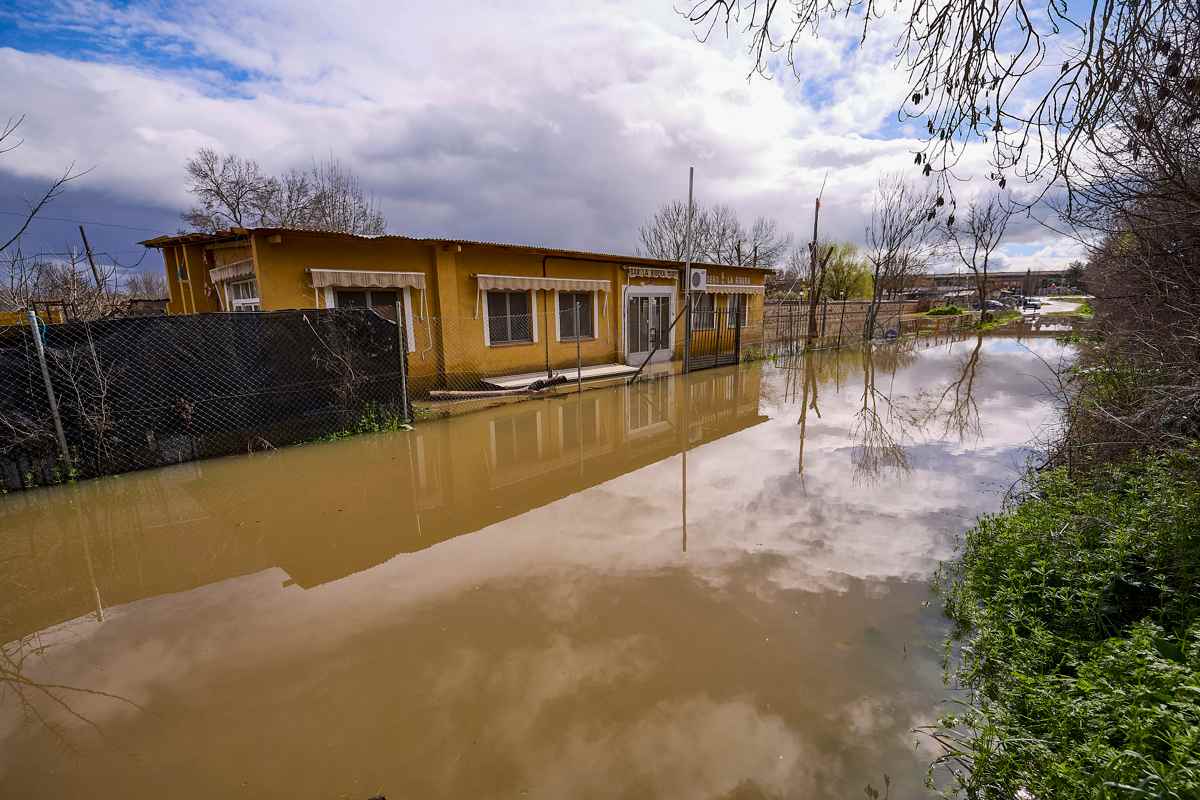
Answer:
[0,366,766,645]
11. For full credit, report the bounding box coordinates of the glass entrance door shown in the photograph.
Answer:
[626,293,672,366]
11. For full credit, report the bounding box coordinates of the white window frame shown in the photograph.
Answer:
[325,286,416,353]
[554,290,599,342]
[556,396,603,452]
[725,294,749,328]
[226,278,261,312]
[482,289,538,347]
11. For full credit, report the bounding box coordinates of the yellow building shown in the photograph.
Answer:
[142,227,770,389]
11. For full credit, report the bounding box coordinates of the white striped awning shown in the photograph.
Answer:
[706,283,764,295]
[308,268,426,290]
[474,274,611,318]
[475,274,611,293]
[210,258,255,283]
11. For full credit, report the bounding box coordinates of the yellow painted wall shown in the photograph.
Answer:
[250,231,440,382]
[447,247,629,378]
[172,243,222,314]
[156,231,768,387]
[163,246,184,315]
[0,308,64,326]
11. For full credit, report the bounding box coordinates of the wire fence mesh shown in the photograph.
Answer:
[0,296,982,491]
[403,305,630,399]
[761,299,978,356]
[0,309,410,491]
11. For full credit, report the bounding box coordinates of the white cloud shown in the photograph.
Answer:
[1,1,1076,268]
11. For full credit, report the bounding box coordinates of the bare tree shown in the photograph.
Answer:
[182,148,273,232]
[685,1,1200,210]
[306,157,386,236]
[123,271,168,299]
[182,150,387,235]
[0,247,122,321]
[0,116,86,255]
[258,168,315,229]
[946,193,1013,320]
[638,200,790,267]
[637,200,696,261]
[862,174,939,340]
[745,215,791,266]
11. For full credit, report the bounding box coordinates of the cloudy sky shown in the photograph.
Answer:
[0,0,1079,277]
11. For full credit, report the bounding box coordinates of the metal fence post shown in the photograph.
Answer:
[27,309,72,469]
[394,300,410,424]
[734,302,742,363]
[575,300,582,395]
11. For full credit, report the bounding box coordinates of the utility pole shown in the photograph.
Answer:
[806,195,822,347]
[683,166,694,375]
[78,225,104,292]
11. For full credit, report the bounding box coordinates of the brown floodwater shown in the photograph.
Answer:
[0,335,1069,799]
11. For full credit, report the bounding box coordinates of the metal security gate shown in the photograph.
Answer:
[686,305,742,371]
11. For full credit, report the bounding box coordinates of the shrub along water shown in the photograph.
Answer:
[932,448,1200,797]
[926,305,966,317]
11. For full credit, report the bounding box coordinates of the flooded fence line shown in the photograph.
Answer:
[0,309,410,491]
[760,299,978,356]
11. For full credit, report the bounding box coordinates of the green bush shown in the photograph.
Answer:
[933,448,1200,798]
[927,305,966,316]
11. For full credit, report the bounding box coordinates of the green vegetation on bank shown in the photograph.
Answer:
[925,305,966,316]
[933,447,1200,798]
[974,309,1022,331]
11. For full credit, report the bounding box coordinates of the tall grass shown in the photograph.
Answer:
[931,448,1200,798]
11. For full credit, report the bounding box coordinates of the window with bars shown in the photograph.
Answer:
[691,293,715,330]
[228,279,261,312]
[557,291,594,340]
[486,290,533,345]
[726,294,748,327]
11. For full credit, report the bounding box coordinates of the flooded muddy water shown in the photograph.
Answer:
[1,335,1069,799]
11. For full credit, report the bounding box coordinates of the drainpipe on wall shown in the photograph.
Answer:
[542,257,552,380]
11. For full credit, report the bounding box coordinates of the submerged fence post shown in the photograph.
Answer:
[734,303,742,363]
[575,300,582,395]
[27,309,72,469]
[395,300,410,424]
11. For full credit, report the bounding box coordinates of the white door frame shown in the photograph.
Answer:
[622,284,675,366]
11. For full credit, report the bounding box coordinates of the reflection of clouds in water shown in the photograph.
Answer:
[429,634,822,799]
[3,339,1070,742]
[534,696,812,799]
[0,338,1069,796]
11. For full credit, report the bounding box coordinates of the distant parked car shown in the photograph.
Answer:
[1023,298,1042,310]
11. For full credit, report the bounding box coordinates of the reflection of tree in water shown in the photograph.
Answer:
[796,351,821,482]
[851,345,912,484]
[1,629,143,753]
[902,335,985,443]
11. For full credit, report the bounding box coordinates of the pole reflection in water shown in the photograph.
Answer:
[0,335,1074,800]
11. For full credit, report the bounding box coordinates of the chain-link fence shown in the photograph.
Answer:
[760,300,978,356]
[402,305,628,399]
[0,309,410,491]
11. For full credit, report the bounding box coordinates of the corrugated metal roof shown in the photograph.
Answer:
[139,226,777,273]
